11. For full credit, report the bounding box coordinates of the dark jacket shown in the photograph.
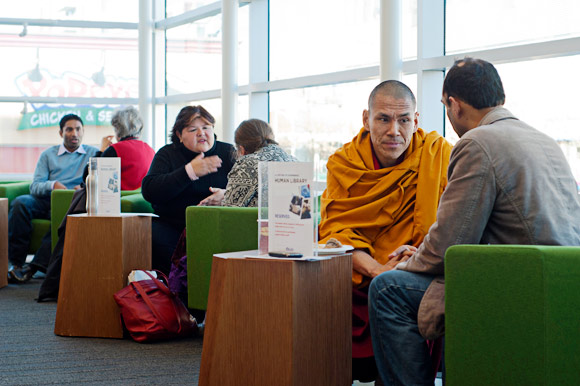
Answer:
[142,139,235,229]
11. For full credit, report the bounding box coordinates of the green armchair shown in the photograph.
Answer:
[0,181,31,205]
[445,245,580,386]
[50,190,76,250]
[120,193,154,213]
[186,206,259,310]
[51,189,146,250]
[0,182,51,254]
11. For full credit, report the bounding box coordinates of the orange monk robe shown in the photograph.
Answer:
[319,127,452,287]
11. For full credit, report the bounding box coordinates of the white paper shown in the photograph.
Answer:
[128,270,157,283]
[267,162,314,257]
[95,157,121,215]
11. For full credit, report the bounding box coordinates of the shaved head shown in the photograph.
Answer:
[368,80,416,112]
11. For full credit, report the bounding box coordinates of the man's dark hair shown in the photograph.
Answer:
[443,58,505,109]
[368,80,416,111]
[170,105,216,144]
[59,114,83,130]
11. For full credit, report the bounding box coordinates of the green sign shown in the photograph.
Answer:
[18,107,116,130]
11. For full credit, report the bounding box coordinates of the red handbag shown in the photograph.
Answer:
[113,271,198,342]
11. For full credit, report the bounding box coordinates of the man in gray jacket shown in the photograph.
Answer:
[368,58,580,385]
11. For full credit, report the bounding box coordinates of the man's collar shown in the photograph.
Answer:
[477,106,517,127]
[58,143,86,156]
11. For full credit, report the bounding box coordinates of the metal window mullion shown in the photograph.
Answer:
[417,0,445,135]
[0,17,137,29]
[248,0,269,122]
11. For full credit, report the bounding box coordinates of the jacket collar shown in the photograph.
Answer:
[478,106,518,127]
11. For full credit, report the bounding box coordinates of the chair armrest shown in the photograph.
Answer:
[51,189,76,250]
[445,244,580,385]
[0,181,31,205]
[121,188,141,197]
[186,206,259,310]
[120,193,153,213]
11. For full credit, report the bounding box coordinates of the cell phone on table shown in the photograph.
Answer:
[268,252,303,258]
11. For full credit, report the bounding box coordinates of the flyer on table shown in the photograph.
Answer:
[267,162,314,257]
[94,157,121,215]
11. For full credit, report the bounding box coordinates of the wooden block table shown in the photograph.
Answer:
[199,251,352,386]
[0,198,8,289]
[55,214,151,338]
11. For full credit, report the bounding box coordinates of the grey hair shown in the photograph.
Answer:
[111,106,143,138]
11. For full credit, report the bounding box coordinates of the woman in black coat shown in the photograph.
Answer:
[142,106,235,274]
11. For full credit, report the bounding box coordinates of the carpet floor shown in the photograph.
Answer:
[0,278,203,385]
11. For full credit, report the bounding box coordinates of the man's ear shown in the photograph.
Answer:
[363,109,370,131]
[413,112,419,132]
[59,129,63,139]
[448,96,462,118]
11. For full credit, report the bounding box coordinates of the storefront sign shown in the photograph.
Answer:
[18,106,116,130]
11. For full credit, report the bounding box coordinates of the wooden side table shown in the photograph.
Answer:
[199,251,352,386]
[54,214,151,338]
[0,198,8,289]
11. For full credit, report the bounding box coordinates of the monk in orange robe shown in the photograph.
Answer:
[318,80,452,382]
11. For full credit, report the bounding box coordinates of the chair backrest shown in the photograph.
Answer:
[51,189,75,250]
[186,206,259,310]
[120,193,154,213]
[0,181,31,205]
[445,244,580,386]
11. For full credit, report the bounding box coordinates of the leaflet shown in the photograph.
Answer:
[266,162,314,257]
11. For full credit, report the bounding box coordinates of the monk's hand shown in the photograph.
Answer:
[198,187,225,206]
[388,245,417,259]
[383,245,417,270]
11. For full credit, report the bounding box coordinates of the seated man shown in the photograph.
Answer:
[368,58,580,385]
[318,80,453,382]
[8,113,99,283]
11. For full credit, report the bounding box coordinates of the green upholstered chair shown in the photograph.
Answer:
[186,206,259,310]
[445,245,580,386]
[0,181,32,205]
[121,188,142,197]
[50,190,75,250]
[0,181,51,254]
[120,193,154,213]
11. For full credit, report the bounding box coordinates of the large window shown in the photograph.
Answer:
[446,0,580,53]
[0,18,137,176]
[269,0,380,80]
[1,0,579,184]
[166,15,222,95]
[1,1,138,22]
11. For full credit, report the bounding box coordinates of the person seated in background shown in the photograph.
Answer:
[317,80,453,383]
[8,114,99,284]
[368,58,580,386]
[37,106,156,300]
[84,105,156,190]
[205,118,297,207]
[167,118,296,311]
[141,105,235,275]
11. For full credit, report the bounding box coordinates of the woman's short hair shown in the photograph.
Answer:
[234,119,278,155]
[170,105,216,144]
[111,106,143,139]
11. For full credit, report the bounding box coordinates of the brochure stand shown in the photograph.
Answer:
[87,157,121,215]
[258,162,317,257]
